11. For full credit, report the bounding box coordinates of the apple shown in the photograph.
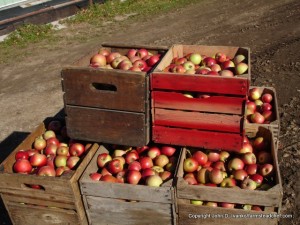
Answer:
[246,101,257,112]
[126,170,142,185]
[145,175,163,187]
[220,202,235,208]
[215,52,227,63]
[101,167,112,176]
[44,144,57,156]
[37,165,56,176]
[107,159,123,174]
[126,49,138,58]
[137,48,148,59]
[232,169,248,181]
[183,61,195,71]
[205,202,218,207]
[56,146,69,156]
[235,62,248,75]
[227,158,244,171]
[147,146,161,159]
[112,149,126,158]
[13,159,32,174]
[106,52,122,64]
[253,136,267,151]
[243,204,252,210]
[100,174,118,183]
[207,71,219,75]
[67,156,80,169]
[252,205,263,211]
[184,174,198,185]
[212,161,226,171]
[239,143,253,154]
[210,63,222,72]
[233,54,246,64]
[43,130,56,140]
[183,158,199,173]
[259,164,274,177]
[219,69,234,77]
[111,57,123,69]
[136,145,149,155]
[33,136,46,151]
[241,152,257,165]
[257,151,273,164]
[89,172,102,181]
[245,164,258,175]
[209,168,224,184]
[56,166,71,176]
[251,112,265,124]
[139,157,154,170]
[30,153,47,167]
[261,93,273,103]
[127,161,142,171]
[98,48,110,56]
[26,149,39,157]
[54,155,67,167]
[125,150,139,164]
[172,65,186,73]
[15,150,29,160]
[118,59,132,70]
[261,102,272,112]
[161,146,176,157]
[219,151,230,162]
[202,57,216,67]
[141,168,156,180]
[151,166,164,174]
[263,110,275,122]
[250,174,264,187]
[196,67,211,75]
[147,55,160,67]
[46,137,60,147]
[196,168,210,184]
[221,60,235,70]
[47,120,62,133]
[192,151,208,166]
[241,178,257,190]
[207,151,220,162]
[190,200,203,205]
[69,143,85,157]
[154,155,169,168]
[90,54,106,67]
[188,53,202,65]
[249,88,261,101]
[133,59,147,71]
[97,153,112,168]
[220,177,237,187]
[160,171,172,181]
[175,57,187,65]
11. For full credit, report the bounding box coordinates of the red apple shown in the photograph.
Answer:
[69,143,85,157]
[183,157,199,173]
[215,52,227,63]
[106,52,121,64]
[192,151,208,166]
[232,169,248,181]
[251,112,265,124]
[227,158,244,171]
[154,155,169,168]
[219,69,234,77]
[126,49,138,58]
[141,168,156,180]
[261,93,273,103]
[259,164,274,177]
[90,172,102,181]
[241,178,257,190]
[241,152,257,165]
[56,166,71,176]
[46,137,60,147]
[13,159,32,174]
[97,153,112,168]
[100,174,118,183]
[161,146,176,157]
[67,156,80,169]
[249,88,261,101]
[209,168,224,184]
[207,151,220,162]
[98,49,110,57]
[245,164,258,175]
[133,59,147,71]
[147,55,160,67]
[30,153,47,167]
[147,146,161,159]
[220,177,237,187]
[137,48,148,59]
[107,159,123,174]
[90,54,106,67]
[250,174,264,187]
[37,165,56,176]
[139,157,154,170]
[220,202,235,208]
[172,65,186,73]
[160,171,172,181]
[126,170,142,185]
[15,150,29,160]
[202,57,216,67]
[257,151,273,164]
[212,161,226,171]
[221,60,235,70]
[128,161,142,171]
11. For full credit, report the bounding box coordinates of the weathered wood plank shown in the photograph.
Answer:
[152,91,245,115]
[65,106,149,147]
[153,108,242,133]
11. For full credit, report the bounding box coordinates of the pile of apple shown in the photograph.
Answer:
[182,135,275,190]
[246,88,275,124]
[163,52,248,76]
[12,120,90,183]
[89,48,162,72]
[190,200,264,211]
[89,145,178,187]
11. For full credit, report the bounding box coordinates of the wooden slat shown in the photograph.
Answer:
[62,67,147,113]
[177,201,278,225]
[84,196,173,225]
[153,108,242,133]
[151,73,249,95]
[65,106,149,147]
[79,145,174,204]
[152,91,245,115]
[152,126,243,152]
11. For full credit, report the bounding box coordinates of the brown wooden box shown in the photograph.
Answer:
[79,145,178,225]
[0,121,99,225]
[154,44,251,79]
[62,43,168,147]
[150,70,249,152]
[245,86,280,141]
[175,127,283,225]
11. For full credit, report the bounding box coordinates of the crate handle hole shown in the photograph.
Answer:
[22,183,46,191]
[91,83,117,92]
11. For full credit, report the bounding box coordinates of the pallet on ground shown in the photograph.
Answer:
[0,120,99,225]
[62,43,168,147]
[245,86,280,141]
[79,145,178,225]
[150,70,249,151]
[175,126,282,225]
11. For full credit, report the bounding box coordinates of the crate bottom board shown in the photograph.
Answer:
[177,202,278,225]
[83,195,175,225]
[65,105,149,146]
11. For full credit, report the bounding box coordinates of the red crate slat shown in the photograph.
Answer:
[152,125,243,152]
[153,108,242,133]
[152,91,245,115]
[151,73,249,96]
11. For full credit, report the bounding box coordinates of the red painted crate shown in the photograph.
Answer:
[150,71,249,152]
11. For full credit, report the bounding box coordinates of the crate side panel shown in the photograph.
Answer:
[153,126,243,152]
[153,108,242,133]
[85,196,173,225]
[151,73,249,95]
[62,68,147,112]
[152,91,245,115]
[66,106,149,147]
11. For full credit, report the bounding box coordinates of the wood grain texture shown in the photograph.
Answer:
[153,108,242,133]
[152,126,243,152]
[152,91,245,115]
[65,106,149,147]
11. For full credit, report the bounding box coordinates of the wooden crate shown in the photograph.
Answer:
[175,127,283,225]
[79,145,178,225]
[150,71,249,152]
[245,86,280,141]
[0,121,99,225]
[62,43,168,147]
[154,44,251,79]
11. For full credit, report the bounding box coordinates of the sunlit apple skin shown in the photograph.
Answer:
[241,178,257,190]
[161,146,176,157]
[30,153,47,167]
[13,159,32,174]
[227,158,245,171]
[107,159,123,174]
[232,169,248,181]
[250,174,264,187]
[259,163,274,177]
[192,151,208,166]
[97,153,112,168]
[139,157,154,170]
[245,164,258,175]
[183,158,199,173]
[249,88,261,101]
[147,146,161,159]
[241,152,257,165]
[126,170,142,185]
[145,174,163,187]
[90,172,102,181]
[261,93,273,103]
[154,155,169,168]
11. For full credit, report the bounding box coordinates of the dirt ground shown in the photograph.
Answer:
[0,0,299,224]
